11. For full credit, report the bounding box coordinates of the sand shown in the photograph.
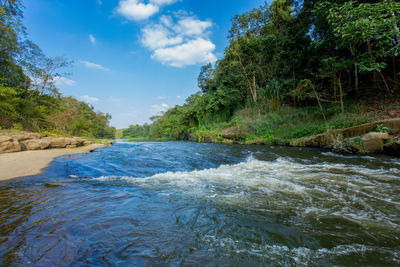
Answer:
[0,144,107,181]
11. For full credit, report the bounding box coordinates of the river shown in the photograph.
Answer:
[0,142,399,266]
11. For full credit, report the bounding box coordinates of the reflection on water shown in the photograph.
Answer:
[0,142,399,266]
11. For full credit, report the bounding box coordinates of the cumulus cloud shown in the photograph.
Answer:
[81,60,110,71]
[173,17,212,36]
[151,103,169,115]
[82,95,100,104]
[89,34,96,45]
[141,14,217,67]
[152,38,216,67]
[116,0,178,21]
[141,24,182,50]
[116,0,159,21]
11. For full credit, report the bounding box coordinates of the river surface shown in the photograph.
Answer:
[0,142,399,266]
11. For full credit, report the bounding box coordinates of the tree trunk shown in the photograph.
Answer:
[350,46,359,90]
[311,82,326,121]
[338,72,344,113]
[393,56,399,90]
[252,73,257,104]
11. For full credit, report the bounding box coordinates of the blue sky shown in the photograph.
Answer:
[23,0,265,128]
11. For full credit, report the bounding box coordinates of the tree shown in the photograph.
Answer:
[320,0,400,91]
[21,41,72,96]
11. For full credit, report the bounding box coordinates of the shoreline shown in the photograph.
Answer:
[0,144,107,181]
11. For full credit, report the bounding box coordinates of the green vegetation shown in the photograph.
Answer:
[145,0,400,143]
[121,124,151,139]
[0,1,115,139]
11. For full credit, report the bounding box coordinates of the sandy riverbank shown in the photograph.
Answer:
[0,144,107,181]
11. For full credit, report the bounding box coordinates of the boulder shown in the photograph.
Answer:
[70,137,85,147]
[42,137,70,148]
[21,139,51,150]
[383,140,400,157]
[220,127,244,141]
[0,137,21,154]
[0,136,13,143]
[0,131,40,141]
[360,132,390,153]
[83,140,93,146]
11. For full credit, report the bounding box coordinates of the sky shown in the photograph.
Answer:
[23,0,265,129]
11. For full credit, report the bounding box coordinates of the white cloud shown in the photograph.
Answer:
[116,0,179,21]
[149,0,178,5]
[82,95,100,104]
[151,103,169,115]
[157,96,167,99]
[173,17,212,36]
[89,34,96,45]
[116,0,159,21]
[54,77,76,86]
[152,38,216,67]
[141,24,182,50]
[140,13,217,67]
[159,15,173,27]
[81,60,110,71]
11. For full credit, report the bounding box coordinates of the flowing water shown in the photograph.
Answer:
[0,142,399,266]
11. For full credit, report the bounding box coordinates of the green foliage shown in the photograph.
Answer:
[0,1,115,139]
[376,124,389,133]
[149,0,399,142]
[122,124,151,139]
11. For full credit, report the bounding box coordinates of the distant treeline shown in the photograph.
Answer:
[0,1,115,138]
[121,124,151,139]
[147,0,400,141]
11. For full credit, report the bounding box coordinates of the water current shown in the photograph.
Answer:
[0,142,399,266]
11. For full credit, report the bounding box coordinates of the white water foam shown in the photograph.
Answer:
[82,157,400,232]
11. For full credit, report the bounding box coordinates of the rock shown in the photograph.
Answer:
[69,137,84,147]
[21,139,51,150]
[223,139,234,145]
[0,138,22,154]
[42,137,70,148]
[0,136,13,143]
[383,140,400,157]
[360,132,389,153]
[290,133,334,147]
[66,145,77,148]
[0,131,40,141]
[83,140,93,146]
[220,127,244,141]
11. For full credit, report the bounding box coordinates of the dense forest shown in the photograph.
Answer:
[138,0,399,143]
[0,0,115,139]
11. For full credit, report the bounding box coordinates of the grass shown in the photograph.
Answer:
[190,101,382,144]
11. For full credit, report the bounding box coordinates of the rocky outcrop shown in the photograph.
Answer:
[359,132,389,153]
[290,119,400,156]
[21,139,51,150]
[384,141,400,156]
[0,131,105,154]
[291,119,400,148]
[220,127,244,141]
[0,136,22,153]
